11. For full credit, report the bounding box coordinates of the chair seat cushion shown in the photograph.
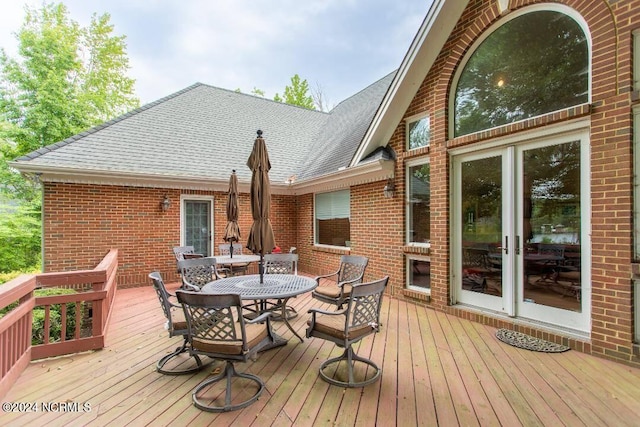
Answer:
[308,315,373,340]
[313,284,352,299]
[192,323,268,355]
[169,308,187,331]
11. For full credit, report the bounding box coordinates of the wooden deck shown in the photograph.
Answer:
[4,279,640,426]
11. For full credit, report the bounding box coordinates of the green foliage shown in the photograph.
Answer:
[274,74,315,110]
[0,2,139,203]
[0,200,41,273]
[0,287,81,345]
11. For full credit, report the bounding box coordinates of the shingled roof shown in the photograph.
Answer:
[13,72,395,188]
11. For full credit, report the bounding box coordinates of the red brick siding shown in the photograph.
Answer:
[381,0,640,366]
[44,183,297,287]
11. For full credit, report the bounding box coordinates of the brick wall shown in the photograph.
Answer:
[43,183,297,287]
[375,0,640,366]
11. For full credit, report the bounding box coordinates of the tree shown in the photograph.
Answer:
[0,2,139,202]
[274,74,315,110]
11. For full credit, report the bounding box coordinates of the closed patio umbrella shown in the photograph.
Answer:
[223,170,241,258]
[246,130,275,283]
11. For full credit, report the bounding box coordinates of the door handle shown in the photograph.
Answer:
[503,236,508,255]
[515,235,520,255]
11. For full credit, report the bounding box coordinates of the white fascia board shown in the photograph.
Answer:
[10,161,394,196]
[289,159,395,195]
[350,0,469,167]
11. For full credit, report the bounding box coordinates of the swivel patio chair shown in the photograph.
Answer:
[172,245,202,273]
[219,243,249,275]
[177,257,223,291]
[312,255,368,308]
[306,276,388,387]
[262,253,299,319]
[176,290,275,412]
[148,271,206,375]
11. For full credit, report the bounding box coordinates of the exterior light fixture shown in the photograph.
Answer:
[383,178,395,198]
[161,194,171,212]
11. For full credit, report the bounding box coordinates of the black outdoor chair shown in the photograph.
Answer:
[306,276,388,387]
[176,290,275,412]
[312,255,368,308]
[148,271,206,375]
[177,257,223,291]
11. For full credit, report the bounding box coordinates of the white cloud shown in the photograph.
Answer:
[0,0,432,105]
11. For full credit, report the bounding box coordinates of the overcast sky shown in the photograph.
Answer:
[0,0,432,108]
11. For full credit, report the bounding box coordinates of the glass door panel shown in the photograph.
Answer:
[184,200,212,256]
[456,152,507,313]
[453,129,589,332]
[521,141,581,312]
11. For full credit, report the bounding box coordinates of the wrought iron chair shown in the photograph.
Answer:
[306,276,388,387]
[261,253,299,319]
[172,245,202,273]
[177,257,223,291]
[312,255,368,308]
[176,290,275,412]
[148,271,206,375]
[219,243,249,275]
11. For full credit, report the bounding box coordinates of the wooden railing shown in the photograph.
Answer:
[0,249,118,399]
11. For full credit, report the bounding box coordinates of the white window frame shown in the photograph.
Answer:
[314,189,351,248]
[406,112,431,151]
[634,104,640,343]
[406,255,431,294]
[448,3,592,137]
[180,194,215,256]
[634,30,640,91]
[406,156,431,247]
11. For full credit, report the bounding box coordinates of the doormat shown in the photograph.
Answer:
[495,329,570,353]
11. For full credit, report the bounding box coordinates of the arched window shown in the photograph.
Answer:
[453,9,589,137]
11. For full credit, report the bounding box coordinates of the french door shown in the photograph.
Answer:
[181,196,214,257]
[452,129,590,333]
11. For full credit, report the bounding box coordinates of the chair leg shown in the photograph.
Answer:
[156,336,205,375]
[319,346,381,388]
[192,360,264,412]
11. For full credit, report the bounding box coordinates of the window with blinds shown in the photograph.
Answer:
[314,190,350,247]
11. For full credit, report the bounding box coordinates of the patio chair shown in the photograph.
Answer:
[177,257,223,291]
[312,255,368,308]
[172,245,202,273]
[261,253,299,319]
[176,290,275,412]
[306,276,388,387]
[219,243,249,275]
[148,271,206,375]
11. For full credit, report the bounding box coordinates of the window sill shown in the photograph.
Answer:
[404,245,430,255]
[402,288,430,302]
[313,245,351,255]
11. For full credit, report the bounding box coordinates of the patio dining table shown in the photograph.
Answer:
[201,273,317,347]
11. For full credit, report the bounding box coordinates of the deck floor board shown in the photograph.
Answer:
[4,278,640,426]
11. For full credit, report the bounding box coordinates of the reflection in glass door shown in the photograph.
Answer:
[183,199,212,256]
[456,152,508,313]
[453,130,589,332]
[521,142,581,313]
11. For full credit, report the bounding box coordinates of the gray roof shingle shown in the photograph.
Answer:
[14,72,395,184]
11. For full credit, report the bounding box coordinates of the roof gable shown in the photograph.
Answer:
[350,0,470,165]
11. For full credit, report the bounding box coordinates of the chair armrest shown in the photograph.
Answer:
[314,270,339,284]
[337,276,363,287]
[181,282,200,292]
[308,307,347,317]
[247,311,273,324]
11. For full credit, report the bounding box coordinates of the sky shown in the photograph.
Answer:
[0,0,433,109]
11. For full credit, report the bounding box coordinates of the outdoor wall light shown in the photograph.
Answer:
[383,178,395,198]
[161,195,171,212]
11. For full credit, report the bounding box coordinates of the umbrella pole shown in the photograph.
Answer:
[259,253,264,284]
[229,241,233,258]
